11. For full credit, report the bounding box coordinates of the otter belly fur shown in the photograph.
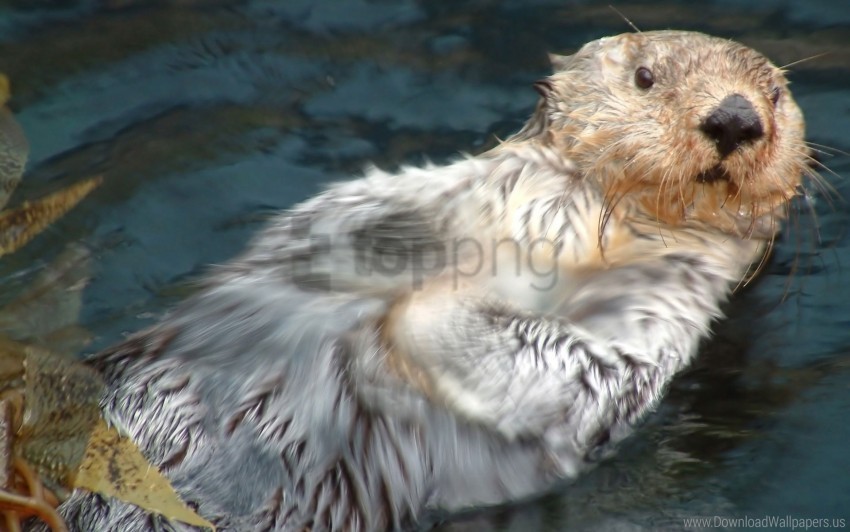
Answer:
[49,31,808,531]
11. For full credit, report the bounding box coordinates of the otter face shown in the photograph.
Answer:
[542,31,808,239]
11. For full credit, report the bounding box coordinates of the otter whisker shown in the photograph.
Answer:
[729,178,746,209]
[598,177,640,254]
[656,164,679,245]
[792,147,841,207]
[797,172,827,248]
[675,170,689,221]
[779,196,804,302]
[608,5,641,33]
[753,219,779,282]
[654,166,672,219]
[736,204,776,289]
[801,151,842,187]
[801,166,839,211]
[783,177,841,308]
[594,134,636,168]
[805,140,850,158]
[779,52,831,71]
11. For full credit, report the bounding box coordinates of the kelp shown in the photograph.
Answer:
[0,342,214,531]
[0,74,212,530]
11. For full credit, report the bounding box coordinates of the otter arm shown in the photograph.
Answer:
[383,252,731,474]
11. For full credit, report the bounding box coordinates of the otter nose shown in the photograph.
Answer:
[699,93,763,159]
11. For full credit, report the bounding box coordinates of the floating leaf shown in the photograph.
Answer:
[0,176,102,258]
[74,419,215,530]
[14,342,103,494]
[0,341,212,529]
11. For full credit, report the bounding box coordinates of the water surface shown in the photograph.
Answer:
[0,1,848,530]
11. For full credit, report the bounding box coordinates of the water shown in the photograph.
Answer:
[0,1,848,530]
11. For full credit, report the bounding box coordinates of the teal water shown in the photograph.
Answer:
[0,1,848,530]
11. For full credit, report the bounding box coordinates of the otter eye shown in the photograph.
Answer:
[635,66,654,89]
[769,86,782,106]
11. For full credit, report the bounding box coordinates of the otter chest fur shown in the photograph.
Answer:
[53,30,808,531]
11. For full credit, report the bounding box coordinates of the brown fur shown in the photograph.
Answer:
[519,32,805,250]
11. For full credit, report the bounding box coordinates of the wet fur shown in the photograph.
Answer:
[45,31,807,531]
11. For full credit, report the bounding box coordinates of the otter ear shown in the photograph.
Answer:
[548,53,574,72]
[533,79,554,98]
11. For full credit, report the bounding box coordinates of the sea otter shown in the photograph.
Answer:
[48,30,808,531]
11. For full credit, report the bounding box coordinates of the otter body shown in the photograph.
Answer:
[53,31,807,530]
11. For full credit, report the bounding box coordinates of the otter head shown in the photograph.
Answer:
[525,31,807,240]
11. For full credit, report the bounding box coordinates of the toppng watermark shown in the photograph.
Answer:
[291,233,565,292]
[682,515,847,530]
